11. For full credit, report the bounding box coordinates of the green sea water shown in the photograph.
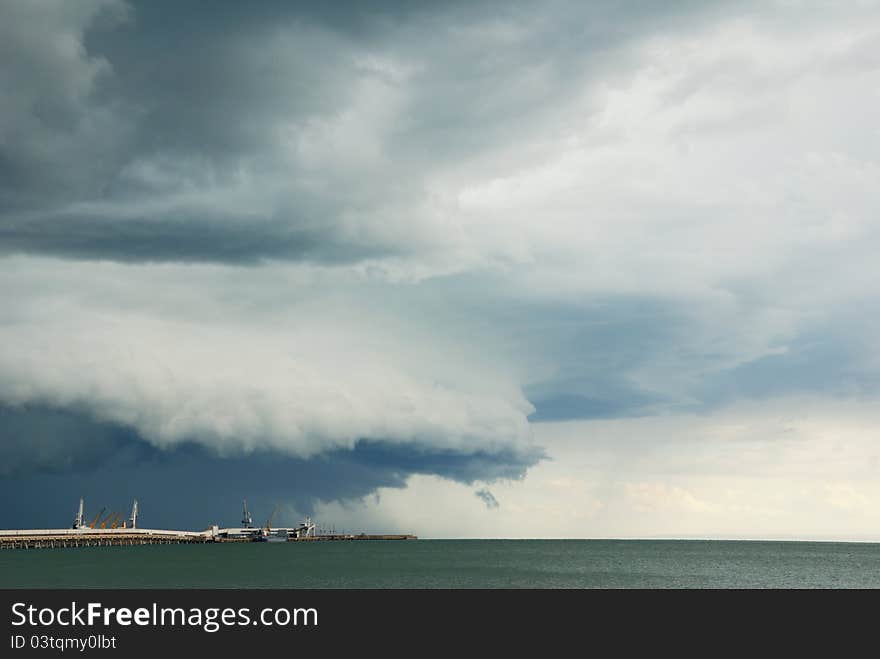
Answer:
[2,539,880,589]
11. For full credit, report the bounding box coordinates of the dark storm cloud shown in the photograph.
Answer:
[502,295,686,421]
[699,331,880,407]
[496,291,880,421]
[0,0,735,264]
[0,405,138,478]
[474,488,499,509]
[0,404,541,529]
[527,391,658,422]
[0,211,397,264]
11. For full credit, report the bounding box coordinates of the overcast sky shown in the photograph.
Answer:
[2,0,880,539]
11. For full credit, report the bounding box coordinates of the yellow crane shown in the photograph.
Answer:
[110,513,124,529]
[88,508,106,529]
[99,512,115,529]
[264,504,280,534]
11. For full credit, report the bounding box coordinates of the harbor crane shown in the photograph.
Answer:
[302,515,316,538]
[99,512,115,529]
[88,508,106,529]
[241,499,253,528]
[72,499,139,530]
[72,497,85,529]
[264,504,280,534]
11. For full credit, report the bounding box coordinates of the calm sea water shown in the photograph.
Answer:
[2,539,879,588]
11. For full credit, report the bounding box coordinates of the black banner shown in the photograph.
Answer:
[0,589,873,654]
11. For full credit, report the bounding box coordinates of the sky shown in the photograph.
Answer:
[2,0,880,539]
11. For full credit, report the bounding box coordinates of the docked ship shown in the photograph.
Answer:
[214,500,317,542]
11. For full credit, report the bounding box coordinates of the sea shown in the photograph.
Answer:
[2,539,879,589]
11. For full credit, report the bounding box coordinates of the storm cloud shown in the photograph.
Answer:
[2,1,880,534]
[475,489,500,510]
[0,0,736,264]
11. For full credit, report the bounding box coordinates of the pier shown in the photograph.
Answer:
[293,534,418,541]
[0,529,417,549]
[0,498,417,549]
[0,529,211,550]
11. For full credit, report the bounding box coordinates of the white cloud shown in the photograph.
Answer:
[0,257,535,462]
[623,482,716,514]
[306,397,880,539]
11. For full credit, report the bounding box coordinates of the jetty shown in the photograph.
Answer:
[0,498,417,549]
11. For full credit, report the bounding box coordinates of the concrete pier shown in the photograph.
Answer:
[0,528,211,550]
[293,534,418,541]
[0,498,416,549]
[0,527,417,549]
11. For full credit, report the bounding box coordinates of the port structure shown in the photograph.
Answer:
[241,498,253,528]
[0,498,416,549]
[73,497,85,529]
